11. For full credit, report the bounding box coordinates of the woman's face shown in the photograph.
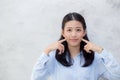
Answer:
[62,20,86,47]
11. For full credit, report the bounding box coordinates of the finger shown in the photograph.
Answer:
[84,46,87,51]
[58,44,64,54]
[58,44,64,53]
[58,47,62,54]
[84,48,90,53]
[58,51,61,54]
[84,45,89,52]
[81,38,89,44]
[88,50,92,53]
[84,47,92,53]
[59,38,66,43]
[60,44,65,53]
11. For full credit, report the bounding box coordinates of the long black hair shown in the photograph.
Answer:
[55,12,94,67]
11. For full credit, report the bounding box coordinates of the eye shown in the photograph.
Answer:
[67,29,72,32]
[76,29,81,32]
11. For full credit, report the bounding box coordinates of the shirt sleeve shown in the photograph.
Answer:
[96,49,120,80]
[31,51,56,80]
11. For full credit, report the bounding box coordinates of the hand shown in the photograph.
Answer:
[44,39,66,55]
[81,39,103,53]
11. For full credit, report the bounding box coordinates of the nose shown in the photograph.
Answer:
[71,31,77,37]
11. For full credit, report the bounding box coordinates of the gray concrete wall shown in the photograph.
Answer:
[0,0,120,80]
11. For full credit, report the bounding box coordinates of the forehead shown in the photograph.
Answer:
[65,20,83,28]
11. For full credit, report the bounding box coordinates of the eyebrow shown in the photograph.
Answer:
[66,27,82,28]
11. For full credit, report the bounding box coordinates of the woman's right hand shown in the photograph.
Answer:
[44,39,66,55]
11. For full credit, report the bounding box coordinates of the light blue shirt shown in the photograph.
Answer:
[31,50,120,80]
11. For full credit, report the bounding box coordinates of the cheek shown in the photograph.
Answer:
[80,32,86,37]
[76,33,85,40]
[63,34,70,39]
[80,34,85,37]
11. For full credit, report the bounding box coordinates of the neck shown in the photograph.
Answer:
[68,45,80,58]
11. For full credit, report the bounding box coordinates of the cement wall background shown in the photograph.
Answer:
[0,0,120,80]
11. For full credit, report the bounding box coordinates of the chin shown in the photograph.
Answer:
[68,43,80,47]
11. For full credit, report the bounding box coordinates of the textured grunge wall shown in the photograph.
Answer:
[0,0,120,80]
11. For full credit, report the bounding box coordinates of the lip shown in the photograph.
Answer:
[70,39,78,42]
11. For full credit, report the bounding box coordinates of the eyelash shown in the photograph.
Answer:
[67,29,81,32]
[77,29,81,31]
[67,29,72,31]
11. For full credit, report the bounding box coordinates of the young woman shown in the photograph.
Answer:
[31,12,120,80]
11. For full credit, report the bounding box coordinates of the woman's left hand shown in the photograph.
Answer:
[81,39,103,54]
